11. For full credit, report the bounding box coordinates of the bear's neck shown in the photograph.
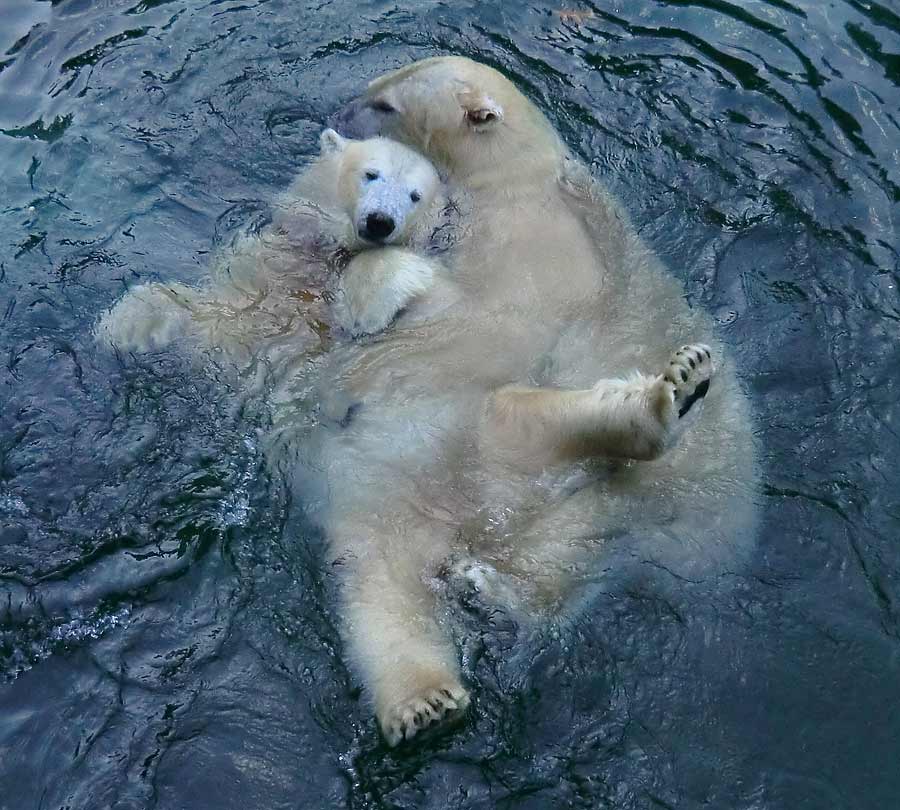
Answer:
[451,153,560,197]
[442,124,565,193]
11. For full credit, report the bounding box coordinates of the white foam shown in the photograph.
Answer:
[0,492,29,515]
[2,607,130,681]
[216,434,258,528]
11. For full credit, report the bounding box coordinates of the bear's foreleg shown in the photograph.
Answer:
[335,247,437,337]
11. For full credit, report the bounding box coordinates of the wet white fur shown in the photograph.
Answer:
[308,57,758,745]
[96,58,759,748]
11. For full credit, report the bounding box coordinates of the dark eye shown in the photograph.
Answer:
[365,170,379,181]
[370,99,396,114]
[410,191,421,203]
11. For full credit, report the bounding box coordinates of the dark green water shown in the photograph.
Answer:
[1,1,898,807]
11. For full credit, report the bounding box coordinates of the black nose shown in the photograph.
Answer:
[362,212,395,241]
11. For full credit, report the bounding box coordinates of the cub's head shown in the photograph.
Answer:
[330,56,562,179]
[319,128,440,246]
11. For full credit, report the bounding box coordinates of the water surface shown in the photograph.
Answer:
[1,1,899,807]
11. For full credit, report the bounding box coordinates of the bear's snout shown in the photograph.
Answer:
[361,212,396,242]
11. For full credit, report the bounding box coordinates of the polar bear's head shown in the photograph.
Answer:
[318,128,440,246]
[330,56,563,180]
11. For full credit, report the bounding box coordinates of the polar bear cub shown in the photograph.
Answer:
[95,130,447,356]
[320,128,448,337]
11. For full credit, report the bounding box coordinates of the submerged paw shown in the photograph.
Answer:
[438,555,522,611]
[381,682,470,747]
[663,344,714,418]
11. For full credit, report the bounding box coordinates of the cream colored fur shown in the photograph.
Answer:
[335,247,434,337]
[96,57,759,749]
[307,57,758,745]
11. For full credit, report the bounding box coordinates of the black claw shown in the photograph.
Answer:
[678,378,711,418]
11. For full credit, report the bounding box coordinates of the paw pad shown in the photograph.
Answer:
[663,344,714,418]
[382,682,470,747]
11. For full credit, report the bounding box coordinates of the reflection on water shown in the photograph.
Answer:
[1,1,898,807]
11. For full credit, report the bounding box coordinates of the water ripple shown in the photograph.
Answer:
[1,1,898,807]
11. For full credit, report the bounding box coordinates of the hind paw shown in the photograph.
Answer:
[439,556,522,610]
[662,343,714,419]
[380,681,470,747]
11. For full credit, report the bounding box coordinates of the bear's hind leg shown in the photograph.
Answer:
[340,546,469,746]
[485,343,714,463]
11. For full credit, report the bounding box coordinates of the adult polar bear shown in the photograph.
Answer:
[99,56,757,747]
[310,56,758,745]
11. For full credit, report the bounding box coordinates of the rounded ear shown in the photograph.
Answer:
[456,87,504,129]
[319,128,348,155]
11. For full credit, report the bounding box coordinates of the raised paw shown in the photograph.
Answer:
[380,681,470,747]
[662,343,714,419]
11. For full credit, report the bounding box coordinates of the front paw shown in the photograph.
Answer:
[379,679,470,747]
[336,249,436,337]
[95,283,192,353]
[343,297,405,337]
